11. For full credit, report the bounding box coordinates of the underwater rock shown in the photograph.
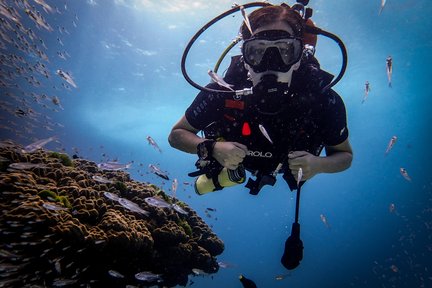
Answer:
[0,141,224,287]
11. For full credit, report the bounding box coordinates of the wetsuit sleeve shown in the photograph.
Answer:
[185,83,225,130]
[321,90,349,146]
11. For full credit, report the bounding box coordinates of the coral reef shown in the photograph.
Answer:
[0,140,224,287]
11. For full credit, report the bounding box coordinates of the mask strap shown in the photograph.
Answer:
[240,6,253,36]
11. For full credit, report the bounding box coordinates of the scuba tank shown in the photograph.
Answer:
[194,165,246,195]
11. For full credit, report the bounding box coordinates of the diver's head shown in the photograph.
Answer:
[240,5,305,86]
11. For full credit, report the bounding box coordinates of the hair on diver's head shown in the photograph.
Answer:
[240,4,304,40]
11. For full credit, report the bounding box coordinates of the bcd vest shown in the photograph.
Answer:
[203,55,333,176]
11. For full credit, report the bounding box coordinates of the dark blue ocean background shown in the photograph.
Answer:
[2,0,432,287]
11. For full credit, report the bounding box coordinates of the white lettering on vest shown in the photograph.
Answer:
[247,150,273,158]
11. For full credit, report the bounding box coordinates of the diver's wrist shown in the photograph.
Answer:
[197,140,216,160]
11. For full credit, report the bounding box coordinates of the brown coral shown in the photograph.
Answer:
[0,142,224,287]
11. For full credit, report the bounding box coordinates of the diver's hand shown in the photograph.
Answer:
[213,142,248,170]
[288,151,320,181]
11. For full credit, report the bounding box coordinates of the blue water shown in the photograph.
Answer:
[2,0,432,287]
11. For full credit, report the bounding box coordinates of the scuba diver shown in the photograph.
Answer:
[168,2,353,196]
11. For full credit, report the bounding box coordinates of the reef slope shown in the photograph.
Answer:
[0,141,224,287]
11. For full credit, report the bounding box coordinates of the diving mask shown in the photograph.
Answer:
[242,30,303,73]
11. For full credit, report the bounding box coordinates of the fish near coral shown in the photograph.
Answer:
[22,136,57,153]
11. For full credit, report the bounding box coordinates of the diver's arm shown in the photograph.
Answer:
[168,115,203,154]
[321,138,353,173]
[169,115,247,170]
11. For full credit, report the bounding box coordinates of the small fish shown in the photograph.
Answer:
[108,270,124,279]
[172,203,188,215]
[389,203,395,213]
[97,161,132,171]
[390,264,399,273]
[144,196,171,209]
[51,279,78,286]
[92,175,114,184]
[362,81,370,104]
[42,203,68,211]
[8,162,48,170]
[192,268,208,276]
[34,0,54,14]
[275,273,290,280]
[118,198,149,216]
[56,69,77,88]
[208,70,234,91]
[379,0,386,15]
[320,214,331,229]
[171,178,178,197]
[135,271,163,282]
[0,3,21,24]
[400,168,412,182]
[258,124,273,144]
[22,136,57,153]
[297,167,303,187]
[103,192,120,201]
[54,259,62,273]
[0,249,19,259]
[25,9,53,31]
[148,164,169,180]
[146,136,162,153]
[385,136,397,155]
[240,5,253,35]
[217,261,235,269]
[386,56,392,87]
[51,96,64,110]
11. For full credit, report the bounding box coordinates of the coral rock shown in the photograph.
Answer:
[0,142,224,287]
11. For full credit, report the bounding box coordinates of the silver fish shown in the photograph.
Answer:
[297,167,303,186]
[8,162,47,170]
[134,271,163,282]
[52,279,78,287]
[217,261,229,268]
[148,164,169,180]
[0,249,19,259]
[42,203,68,211]
[192,268,208,276]
[320,214,331,229]
[240,5,253,35]
[400,168,412,182]
[34,0,54,14]
[103,192,120,201]
[258,124,273,144]
[56,69,77,88]
[118,198,149,216]
[172,203,188,215]
[385,135,397,155]
[146,136,162,153]
[144,197,171,209]
[108,270,125,279]
[208,70,234,91]
[25,9,53,32]
[97,161,132,171]
[379,0,386,15]
[22,136,57,153]
[171,178,178,197]
[92,175,114,184]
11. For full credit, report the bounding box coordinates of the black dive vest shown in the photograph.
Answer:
[203,55,334,177]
